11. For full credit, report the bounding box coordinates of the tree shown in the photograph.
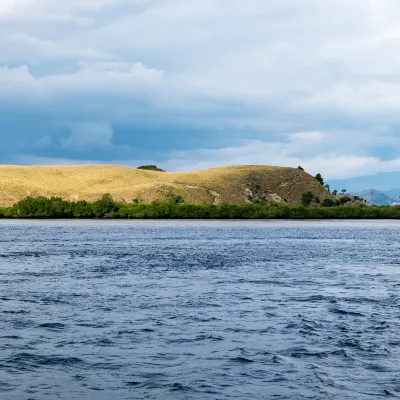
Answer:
[137,165,165,172]
[322,198,335,207]
[101,193,114,207]
[341,189,347,194]
[324,184,330,192]
[315,173,324,186]
[301,191,314,206]
[332,189,338,196]
[163,193,185,204]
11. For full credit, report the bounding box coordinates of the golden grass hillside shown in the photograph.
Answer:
[0,165,332,207]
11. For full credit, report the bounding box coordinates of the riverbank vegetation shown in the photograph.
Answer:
[1,195,399,219]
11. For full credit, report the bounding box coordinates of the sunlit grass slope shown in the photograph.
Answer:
[0,164,332,206]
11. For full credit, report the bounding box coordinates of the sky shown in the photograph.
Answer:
[1,0,400,179]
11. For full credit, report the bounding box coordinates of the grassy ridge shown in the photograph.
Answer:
[1,196,399,219]
[0,165,332,206]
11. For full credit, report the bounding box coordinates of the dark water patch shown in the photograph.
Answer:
[6,353,86,371]
[125,381,142,387]
[329,307,365,317]
[2,309,30,315]
[38,323,66,331]
[1,335,22,340]
[230,356,255,363]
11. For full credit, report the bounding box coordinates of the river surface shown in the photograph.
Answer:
[0,220,399,399]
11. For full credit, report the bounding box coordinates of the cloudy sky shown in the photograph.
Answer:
[1,0,400,178]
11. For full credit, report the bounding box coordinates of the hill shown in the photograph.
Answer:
[383,189,400,201]
[328,171,400,193]
[0,164,332,207]
[355,189,396,206]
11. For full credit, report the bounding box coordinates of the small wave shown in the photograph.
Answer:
[41,297,70,305]
[76,322,113,329]
[97,338,113,347]
[38,323,66,331]
[338,338,362,349]
[0,335,22,340]
[170,382,191,392]
[168,334,223,344]
[329,307,364,317]
[190,316,221,323]
[281,347,347,359]
[370,322,390,331]
[2,310,29,315]
[125,381,142,387]
[6,353,85,371]
[12,320,35,329]
[365,363,390,372]
[231,356,255,363]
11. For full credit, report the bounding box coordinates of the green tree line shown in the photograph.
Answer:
[0,195,399,219]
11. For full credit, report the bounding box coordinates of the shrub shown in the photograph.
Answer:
[137,165,165,172]
[322,198,335,207]
[315,173,324,186]
[301,191,314,206]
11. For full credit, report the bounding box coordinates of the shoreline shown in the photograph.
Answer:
[0,217,400,221]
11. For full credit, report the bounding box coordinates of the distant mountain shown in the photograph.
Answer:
[383,189,400,200]
[355,189,397,206]
[329,172,400,193]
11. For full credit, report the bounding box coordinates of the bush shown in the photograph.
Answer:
[315,173,324,186]
[163,193,184,204]
[322,198,335,207]
[301,191,314,206]
[137,165,165,172]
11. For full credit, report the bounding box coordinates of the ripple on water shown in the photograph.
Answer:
[0,220,400,400]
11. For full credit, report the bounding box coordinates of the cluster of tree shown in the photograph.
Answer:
[137,165,165,172]
[301,192,352,207]
[3,194,120,219]
[1,194,400,219]
[311,172,349,195]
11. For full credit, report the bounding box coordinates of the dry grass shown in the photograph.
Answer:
[0,164,332,206]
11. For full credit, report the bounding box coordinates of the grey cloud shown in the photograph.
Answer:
[0,0,400,177]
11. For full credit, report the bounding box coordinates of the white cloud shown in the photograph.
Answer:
[162,135,400,179]
[1,0,399,111]
[2,1,400,178]
[289,131,325,143]
[0,61,163,103]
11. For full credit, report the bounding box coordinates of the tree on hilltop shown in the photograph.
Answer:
[315,173,324,186]
[137,165,165,172]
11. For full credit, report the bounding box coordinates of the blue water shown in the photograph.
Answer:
[0,220,400,399]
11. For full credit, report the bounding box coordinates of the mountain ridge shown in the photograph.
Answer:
[354,189,397,206]
[0,164,332,207]
[328,171,400,193]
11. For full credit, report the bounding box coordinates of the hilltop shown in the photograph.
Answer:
[0,164,332,207]
[355,189,397,206]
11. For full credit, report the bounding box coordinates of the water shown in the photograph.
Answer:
[0,220,400,399]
